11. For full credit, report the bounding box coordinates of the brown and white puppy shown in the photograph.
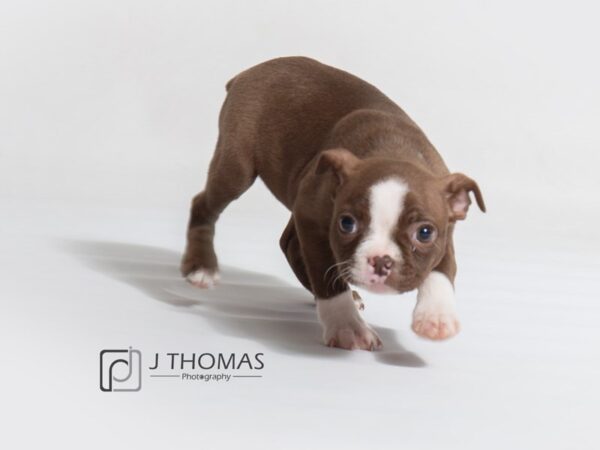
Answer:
[181,57,485,351]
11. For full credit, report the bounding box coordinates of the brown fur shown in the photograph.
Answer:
[181,57,485,299]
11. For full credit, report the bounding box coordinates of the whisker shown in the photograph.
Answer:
[323,259,352,280]
[328,267,344,290]
[331,263,353,290]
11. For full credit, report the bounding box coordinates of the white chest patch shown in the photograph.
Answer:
[351,177,409,289]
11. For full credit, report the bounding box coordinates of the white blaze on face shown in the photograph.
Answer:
[351,177,408,291]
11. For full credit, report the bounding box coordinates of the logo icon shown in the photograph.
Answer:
[100,347,142,392]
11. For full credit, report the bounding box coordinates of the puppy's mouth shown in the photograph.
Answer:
[343,264,418,295]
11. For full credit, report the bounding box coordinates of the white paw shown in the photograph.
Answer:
[325,321,382,351]
[412,307,460,340]
[186,269,220,289]
[413,271,460,340]
[317,291,382,351]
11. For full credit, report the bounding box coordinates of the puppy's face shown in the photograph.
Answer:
[317,149,485,294]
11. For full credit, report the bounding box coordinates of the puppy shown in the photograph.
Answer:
[181,57,485,350]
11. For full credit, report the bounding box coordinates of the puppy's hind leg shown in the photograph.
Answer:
[181,138,256,288]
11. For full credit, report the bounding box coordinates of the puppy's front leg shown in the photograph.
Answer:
[412,271,460,340]
[294,214,382,351]
[317,290,382,350]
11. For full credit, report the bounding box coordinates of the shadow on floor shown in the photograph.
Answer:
[63,240,425,367]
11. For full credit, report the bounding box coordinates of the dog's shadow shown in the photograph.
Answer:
[64,240,425,367]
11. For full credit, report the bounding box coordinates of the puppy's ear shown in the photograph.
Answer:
[441,173,486,221]
[315,148,360,183]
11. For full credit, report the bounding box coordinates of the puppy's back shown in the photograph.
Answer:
[218,57,408,204]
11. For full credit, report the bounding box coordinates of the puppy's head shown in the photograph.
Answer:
[316,148,486,294]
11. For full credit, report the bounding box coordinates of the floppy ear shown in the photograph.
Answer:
[315,148,360,184]
[441,173,486,221]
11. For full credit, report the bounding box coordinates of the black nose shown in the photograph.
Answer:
[371,255,394,276]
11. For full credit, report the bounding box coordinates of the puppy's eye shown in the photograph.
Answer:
[409,222,437,250]
[417,225,435,243]
[338,215,357,234]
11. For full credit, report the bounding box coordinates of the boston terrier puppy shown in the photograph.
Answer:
[181,57,485,351]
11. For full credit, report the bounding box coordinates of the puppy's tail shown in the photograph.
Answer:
[225,76,237,92]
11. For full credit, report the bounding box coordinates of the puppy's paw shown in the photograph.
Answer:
[324,320,382,351]
[412,308,460,340]
[186,269,220,289]
[318,291,382,351]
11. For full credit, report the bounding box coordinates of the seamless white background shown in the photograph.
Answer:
[1,1,599,449]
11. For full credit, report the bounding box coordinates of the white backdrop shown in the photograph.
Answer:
[1,1,599,449]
